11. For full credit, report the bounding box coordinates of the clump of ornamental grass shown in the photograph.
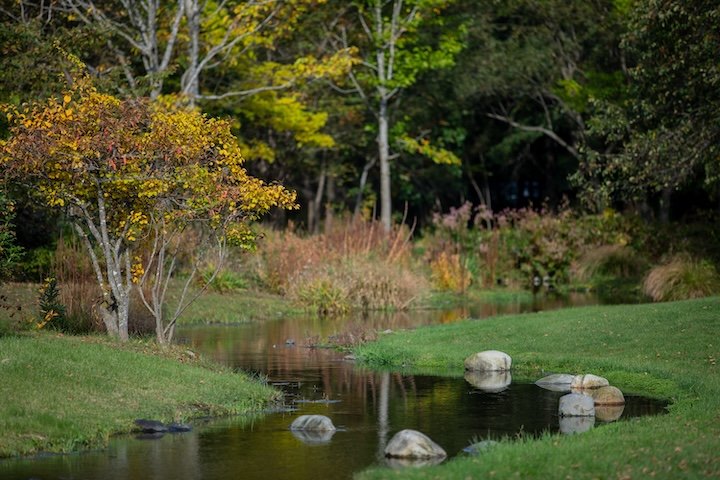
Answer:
[571,244,648,283]
[255,216,425,311]
[643,254,720,302]
[286,257,428,314]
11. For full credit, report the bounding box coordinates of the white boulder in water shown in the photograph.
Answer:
[384,429,447,460]
[463,350,512,372]
[535,373,574,392]
[290,415,336,431]
[571,374,609,390]
[559,393,595,417]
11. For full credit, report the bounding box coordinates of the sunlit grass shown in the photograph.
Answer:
[355,297,720,479]
[0,333,279,457]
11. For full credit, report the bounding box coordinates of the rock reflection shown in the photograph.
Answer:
[559,415,595,435]
[291,429,336,445]
[464,370,512,393]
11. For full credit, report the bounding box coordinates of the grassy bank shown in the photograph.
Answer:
[355,297,720,478]
[0,333,279,458]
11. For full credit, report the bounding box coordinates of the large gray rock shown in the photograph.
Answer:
[535,373,574,392]
[464,370,512,393]
[463,350,512,372]
[290,415,336,432]
[571,374,609,390]
[384,429,447,460]
[558,393,595,417]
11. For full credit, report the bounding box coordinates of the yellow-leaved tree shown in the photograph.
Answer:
[0,75,297,343]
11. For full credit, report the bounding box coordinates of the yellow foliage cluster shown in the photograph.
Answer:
[0,77,298,251]
[430,251,472,292]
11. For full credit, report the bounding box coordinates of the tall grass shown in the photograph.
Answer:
[52,235,154,334]
[571,244,648,282]
[643,254,720,301]
[256,216,427,311]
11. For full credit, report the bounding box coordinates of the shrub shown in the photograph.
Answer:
[643,255,720,302]
[36,277,67,330]
[430,251,472,292]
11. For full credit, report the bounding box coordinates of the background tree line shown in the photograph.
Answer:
[1,0,718,293]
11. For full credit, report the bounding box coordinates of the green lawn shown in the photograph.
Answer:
[354,297,720,478]
[0,333,279,458]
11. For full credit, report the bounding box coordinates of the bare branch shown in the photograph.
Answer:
[486,113,579,159]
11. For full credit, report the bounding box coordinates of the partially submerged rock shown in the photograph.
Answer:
[134,419,169,433]
[167,423,192,432]
[465,370,512,393]
[134,419,192,434]
[571,374,609,390]
[464,350,512,372]
[591,385,625,406]
[290,414,336,432]
[462,440,499,455]
[535,373,574,392]
[558,393,595,417]
[384,429,447,460]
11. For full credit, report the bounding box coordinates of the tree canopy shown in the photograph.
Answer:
[1,73,297,341]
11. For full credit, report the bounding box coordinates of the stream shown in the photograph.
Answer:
[1,294,667,480]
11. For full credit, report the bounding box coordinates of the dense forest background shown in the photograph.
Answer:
[1,0,719,329]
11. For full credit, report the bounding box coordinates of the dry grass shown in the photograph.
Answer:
[643,254,720,301]
[255,217,427,311]
[571,244,648,282]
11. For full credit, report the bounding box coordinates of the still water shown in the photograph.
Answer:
[1,295,666,480]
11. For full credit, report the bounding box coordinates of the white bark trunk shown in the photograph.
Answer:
[378,97,392,232]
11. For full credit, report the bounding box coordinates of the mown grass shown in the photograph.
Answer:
[174,287,303,324]
[0,333,280,458]
[354,297,720,478]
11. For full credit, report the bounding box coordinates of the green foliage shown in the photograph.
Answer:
[200,267,249,294]
[578,0,720,206]
[426,204,649,289]
[36,277,66,331]
[0,191,22,283]
[292,278,350,315]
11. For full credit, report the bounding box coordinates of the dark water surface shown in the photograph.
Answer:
[1,295,667,480]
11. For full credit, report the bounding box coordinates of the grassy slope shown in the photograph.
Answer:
[355,297,720,479]
[171,287,303,325]
[0,333,279,458]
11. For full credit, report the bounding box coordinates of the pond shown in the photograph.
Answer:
[1,294,667,480]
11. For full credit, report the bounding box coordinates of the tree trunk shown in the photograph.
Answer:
[378,97,392,232]
[354,157,376,217]
[659,187,672,224]
[182,0,201,103]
